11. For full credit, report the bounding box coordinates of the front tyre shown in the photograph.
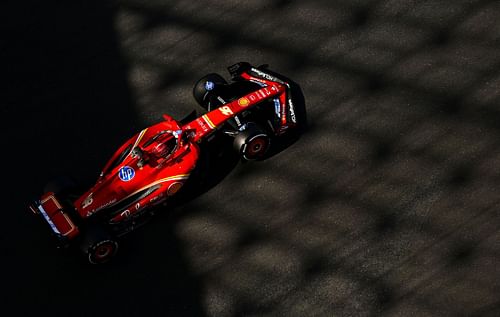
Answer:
[193,73,228,110]
[233,124,271,161]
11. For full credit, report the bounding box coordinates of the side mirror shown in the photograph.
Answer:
[131,146,143,159]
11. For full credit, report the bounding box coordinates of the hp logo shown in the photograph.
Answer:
[118,166,135,182]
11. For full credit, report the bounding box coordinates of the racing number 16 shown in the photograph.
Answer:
[219,106,234,116]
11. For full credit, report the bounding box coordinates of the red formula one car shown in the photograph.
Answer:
[29,62,301,264]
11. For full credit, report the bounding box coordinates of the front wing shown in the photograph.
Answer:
[183,63,297,142]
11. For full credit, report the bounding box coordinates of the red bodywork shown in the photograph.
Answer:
[74,115,198,224]
[30,64,295,244]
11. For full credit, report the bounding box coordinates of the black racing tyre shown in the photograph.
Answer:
[233,124,271,161]
[193,73,228,109]
[80,225,119,264]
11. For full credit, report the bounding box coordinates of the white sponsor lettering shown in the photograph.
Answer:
[217,96,226,104]
[250,79,266,87]
[288,99,297,123]
[196,118,209,132]
[87,198,117,216]
[251,68,281,82]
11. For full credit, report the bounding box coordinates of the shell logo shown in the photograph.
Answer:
[238,97,250,107]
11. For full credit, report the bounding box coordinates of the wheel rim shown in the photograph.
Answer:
[95,244,112,258]
[90,240,117,264]
[244,135,269,159]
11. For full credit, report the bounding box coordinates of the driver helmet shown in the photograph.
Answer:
[152,142,169,158]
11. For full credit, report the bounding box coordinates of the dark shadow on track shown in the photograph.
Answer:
[1,1,204,316]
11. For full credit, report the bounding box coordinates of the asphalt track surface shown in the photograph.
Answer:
[2,0,500,316]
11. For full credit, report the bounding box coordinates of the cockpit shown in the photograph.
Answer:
[133,130,180,168]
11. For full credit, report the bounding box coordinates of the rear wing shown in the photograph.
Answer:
[29,193,79,246]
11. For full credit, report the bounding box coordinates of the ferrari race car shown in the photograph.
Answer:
[29,62,301,264]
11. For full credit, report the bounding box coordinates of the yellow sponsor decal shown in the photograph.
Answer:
[238,97,250,107]
[202,114,216,129]
[167,182,184,196]
[132,128,148,149]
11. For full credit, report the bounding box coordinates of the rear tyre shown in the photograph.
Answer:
[80,225,119,264]
[233,124,271,161]
[193,73,228,110]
